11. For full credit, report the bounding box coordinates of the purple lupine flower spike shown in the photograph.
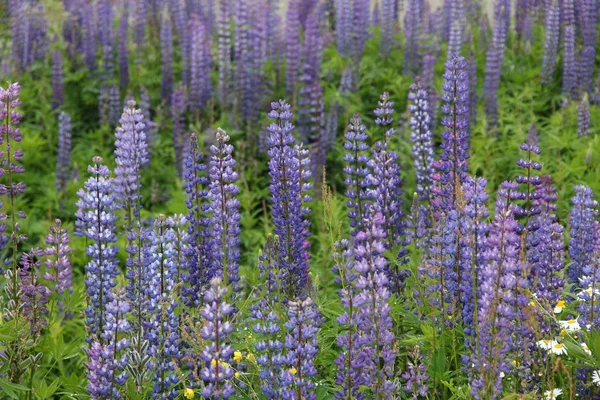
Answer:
[109,85,121,126]
[81,2,97,72]
[483,0,509,130]
[343,112,372,236]
[568,185,598,284]
[562,0,576,98]
[171,87,187,177]
[432,55,470,211]
[402,346,430,398]
[354,213,397,397]
[183,132,211,305]
[145,215,181,398]
[190,16,212,112]
[139,88,158,147]
[380,0,395,55]
[266,100,312,296]
[577,221,600,329]
[208,128,241,289]
[56,111,72,193]
[200,277,236,399]
[577,93,591,137]
[43,219,72,295]
[133,0,146,53]
[75,156,119,341]
[218,0,232,107]
[281,297,321,400]
[541,0,559,85]
[118,5,130,90]
[160,9,173,104]
[52,48,64,110]
[408,78,435,204]
[404,0,421,74]
[285,0,301,102]
[577,0,597,95]
[447,0,465,58]
[20,248,50,336]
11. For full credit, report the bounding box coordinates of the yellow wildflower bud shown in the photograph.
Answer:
[247,353,256,363]
[289,367,297,375]
[233,351,243,363]
[184,388,195,399]
[211,359,217,367]
[234,372,240,379]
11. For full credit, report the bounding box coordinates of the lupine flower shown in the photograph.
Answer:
[200,277,236,399]
[217,0,231,107]
[432,55,470,211]
[562,0,576,98]
[577,94,591,137]
[109,85,121,126]
[132,0,146,52]
[171,87,187,177]
[404,0,421,73]
[81,2,97,71]
[183,132,211,306]
[20,248,50,336]
[118,6,129,90]
[368,92,409,290]
[281,297,321,400]
[541,0,559,85]
[75,156,119,341]
[87,295,131,399]
[233,0,249,114]
[96,0,113,48]
[161,9,173,104]
[467,54,477,125]
[472,209,521,399]
[578,0,597,95]
[145,215,181,398]
[512,142,543,223]
[56,111,72,193]
[402,346,429,399]
[43,219,72,295]
[380,0,395,55]
[266,100,311,296]
[0,83,26,287]
[113,100,149,214]
[447,0,465,58]
[577,220,600,329]
[408,78,435,204]
[336,0,353,56]
[354,213,397,397]
[52,48,64,109]
[285,0,301,102]
[207,128,241,289]
[334,240,363,400]
[483,0,509,129]
[343,112,372,236]
[251,295,285,399]
[190,16,212,112]
[568,185,598,284]
[459,176,489,343]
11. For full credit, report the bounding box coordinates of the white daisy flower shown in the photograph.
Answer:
[537,339,557,350]
[578,285,600,301]
[550,342,568,356]
[544,388,563,399]
[592,370,600,386]
[581,342,592,356]
[554,300,566,314]
[559,318,581,332]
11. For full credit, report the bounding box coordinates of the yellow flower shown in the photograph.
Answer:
[247,353,256,363]
[560,329,567,337]
[248,334,253,339]
[289,367,297,375]
[211,359,217,367]
[448,315,453,320]
[554,300,566,314]
[233,351,243,363]
[528,300,535,307]
[234,372,240,379]
[184,388,195,399]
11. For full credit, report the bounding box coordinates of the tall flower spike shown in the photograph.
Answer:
[52,48,64,109]
[562,0,576,98]
[43,219,72,295]
[145,215,181,398]
[113,100,149,215]
[208,128,241,289]
[577,0,597,95]
[217,0,232,107]
[380,0,394,55]
[190,16,212,112]
[160,9,173,104]
[404,0,421,74]
[20,248,50,336]
[75,156,119,341]
[577,94,591,137]
[280,297,321,400]
[266,100,311,296]
[140,88,158,147]
[200,277,236,399]
[541,0,559,85]
[343,112,371,236]
[285,0,301,102]
[432,55,470,211]
[408,78,435,204]
[568,185,598,284]
[483,0,509,130]
[577,221,600,329]
[183,132,211,305]
[354,213,397,397]
[56,111,72,193]
[118,5,129,90]
[368,92,409,290]
[0,83,26,302]
[109,85,121,126]
[447,0,465,58]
